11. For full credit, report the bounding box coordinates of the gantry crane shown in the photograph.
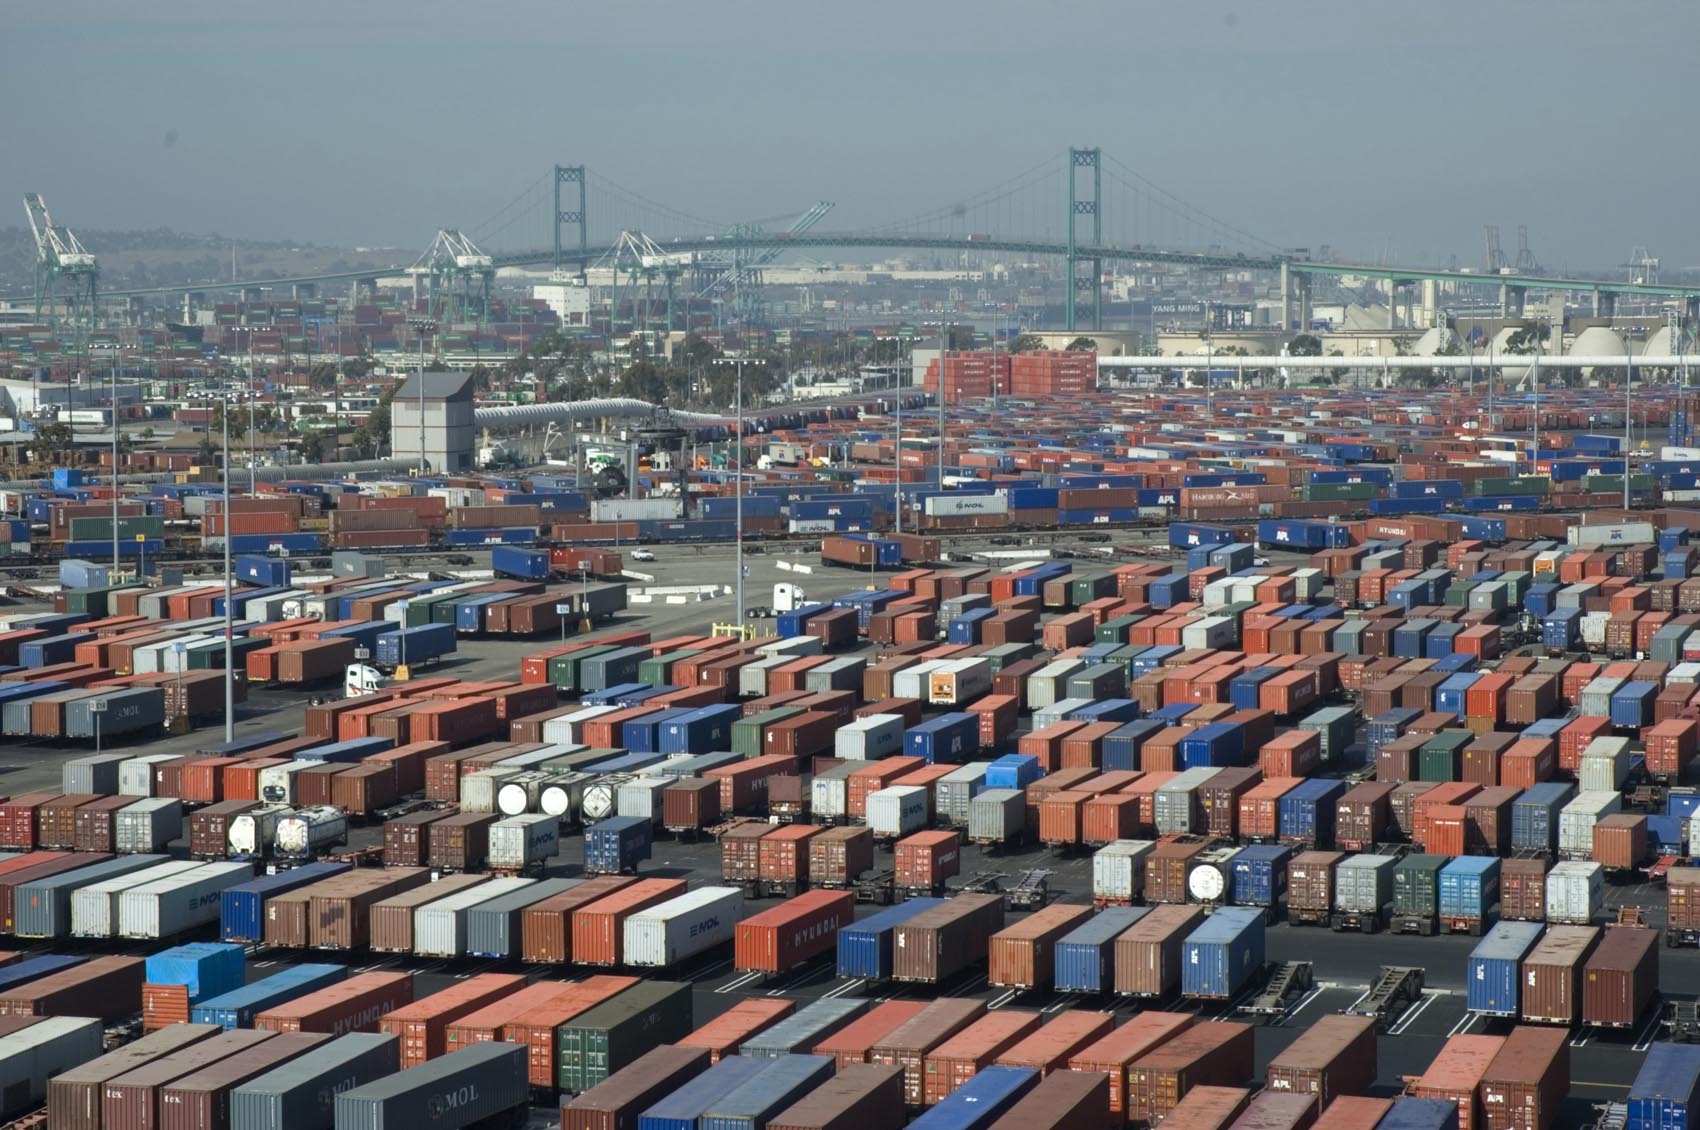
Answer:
[22,193,99,339]
[408,229,494,324]
[694,202,834,326]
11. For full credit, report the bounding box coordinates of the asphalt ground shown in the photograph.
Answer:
[0,536,1673,1124]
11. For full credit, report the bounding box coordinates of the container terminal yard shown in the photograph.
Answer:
[11,24,1700,1122]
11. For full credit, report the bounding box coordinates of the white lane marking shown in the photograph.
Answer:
[715,970,764,994]
[823,979,865,1000]
[1387,992,1438,1035]
[1446,1009,1480,1038]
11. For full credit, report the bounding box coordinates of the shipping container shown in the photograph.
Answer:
[334,1043,528,1130]
[227,1031,399,1130]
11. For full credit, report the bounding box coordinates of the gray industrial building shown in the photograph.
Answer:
[390,370,474,472]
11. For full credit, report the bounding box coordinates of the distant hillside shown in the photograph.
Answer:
[0,227,415,295]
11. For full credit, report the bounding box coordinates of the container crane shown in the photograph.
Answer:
[694,202,834,326]
[408,229,494,324]
[22,193,99,338]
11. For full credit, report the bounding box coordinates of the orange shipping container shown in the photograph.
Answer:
[378,972,526,1068]
[923,1012,1043,1106]
[679,999,795,1063]
[1411,1034,1506,1130]
[986,903,1093,990]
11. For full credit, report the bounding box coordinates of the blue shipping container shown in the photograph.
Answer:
[984,754,1042,790]
[1178,722,1246,769]
[1180,906,1266,999]
[659,704,742,755]
[835,898,946,980]
[699,1055,835,1130]
[1628,1043,1700,1130]
[1102,721,1165,773]
[1437,857,1500,925]
[1510,783,1577,854]
[143,942,246,1003]
[906,1067,1038,1130]
[1466,920,1544,1015]
[190,964,348,1030]
[1231,844,1292,908]
[1378,1098,1461,1130]
[584,815,653,873]
[1053,906,1148,994]
[1278,778,1345,844]
[906,713,978,764]
[639,1056,773,1130]
[374,623,456,667]
[221,862,352,943]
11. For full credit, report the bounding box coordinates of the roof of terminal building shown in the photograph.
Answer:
[393,370,473,402]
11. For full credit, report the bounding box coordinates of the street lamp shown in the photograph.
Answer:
[1625,334,1635,510]
[90,343,120,571]
[713,356,755,630]
[90,697,106,757]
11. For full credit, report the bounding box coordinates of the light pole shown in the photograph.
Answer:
[409,318,436,474]
[937,320,947,489]
[395,599,411,682]
[714,357,751,629]
[1625,335,1634,510]
[90,697,105,757]
[219,389,234,744]
[91,343,120,571]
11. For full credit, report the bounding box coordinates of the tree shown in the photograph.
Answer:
[34,421,73,454]
[1503,323,1549,355]
[299,430,329,464]
[1287,334,1323,356]
[307,363,339,393]
[1066,336,1099,352]
[1007,334,1045,354]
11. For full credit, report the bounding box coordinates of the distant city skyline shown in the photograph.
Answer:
[8,0,1696,272]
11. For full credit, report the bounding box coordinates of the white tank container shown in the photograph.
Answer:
[487,814,560,870]
[1558,791,1623,857]
[275,807,349,857]
[413,876,536,957]
[1093,840,1155,903]
[616,777,672,824]
[228,806,293,858]
[866,786,928,839]
[580,774,630,824]
[256,760,315,805]
[70,859,201,937]
[114,798,182,854]
[496,771,554,816]
[835,715,904,761]
[540,772,593,820]
[461,767,521,813]
[1545,860,1605,924]
[118,754,178,797]
[621,886,743,967]
[118,861,253,939]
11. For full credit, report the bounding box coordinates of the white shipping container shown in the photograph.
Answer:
[836,715,904,761]
[118,861,253,939]
[811,764,856,822]
[1578,677,1624,718]
[1291,568,1323,601]
[1578,737,1634,792]
[1026,660,1085,712]
[592,497,685,523]
[275,808,348,857]
[1093,840,1155,903]
[866,786,928,839]
[0,1016,102,1110]
[924,493,1009,517]
[1201,579,1236,608]
[114,798,182,854]
[542,705,620,747]
[461,768,522,813]
[488,814,561,869]
[1568,522,1656,547]
[1032,698,1094,732]
[892,661,948,703]
[936,763,989,827]
[1181,616,1238,651]
[414,876,536,957]
[755,635,824,659]
[70,859,202,937]
[967,789,1025,844]
[1333,853,1398,913]
[1579,612,1612,649]
[1671,662,1700,685]
[1558,791,1623,857]
[616,777,673,824]
[1545,860,1605,924]
[228,806,293,858]
[929,659,992,706]
[118,754,178,797]
[256,761,315,805]
[621,886,743,967]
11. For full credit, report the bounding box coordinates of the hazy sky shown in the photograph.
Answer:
[8,1,1696,271]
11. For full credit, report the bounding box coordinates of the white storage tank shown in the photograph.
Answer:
[275,807,349,858]
[414,876,536,957]
[866,786,928,840]
[621,886,744,967]
[836,715,904,761]
[1545,860,1605,925]
[1093,840,1155,904]
[118,861,254,939]
[487,814,560,870]
[540,773,593,820]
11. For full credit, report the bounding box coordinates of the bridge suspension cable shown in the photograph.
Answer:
[1101,153,1283,255]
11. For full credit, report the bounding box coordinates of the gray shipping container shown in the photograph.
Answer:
[64,688,166,740]
[115,798,183,854]
[1066,663,1126,700]
[936,763,989,827]
[1333,853,1398,914]
[0,1016,103,1116]
[804,657,866,694]
[414,877,536,958]
[1296,706,1356,764]
[335,1043,528,1130]
[14,853,166,939]
[119,754,180,797]
[1153,768,1218,835]
[968,789,1025,843]
[230,1032,399,1130]
[739,998,869,1058]
[463,877,579,959]
[579,647,648,693]
[62,753,129,795]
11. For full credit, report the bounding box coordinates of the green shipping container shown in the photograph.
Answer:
[555,980,693,1093]
[1304,482,1381,502]
[1580,474,1655,494]
[731,708,803,758]
[62,584,141,618]
[187,636,267,669]
[979,643,1034,674]
[549,645,616,693]
[1498,571,1532,602]
[639,650,700,686]
[1095,614,1141,644]
[67,515,166,541]
[1392,853,1447,917]
[1418,731,1472,782]
[1442,582,1473,607]
[1068,572,1116,607]
[1474,476,1550,497]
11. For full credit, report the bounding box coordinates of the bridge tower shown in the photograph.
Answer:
[554,165,588,279]
[1066,148,1102,332]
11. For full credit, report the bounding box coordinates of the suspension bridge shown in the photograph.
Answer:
[24,147,1700,337]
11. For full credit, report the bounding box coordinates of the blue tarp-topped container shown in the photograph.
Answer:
[836,897,945,980]
[906,1066,1038,1130]
[1628,1042,1700,1130]
[637,1054,772,1130]
[221,862,352,943]
[984,754,1042,790]
[1466,920,1544,1015]
[298,736,392,763]
[190,963,347,1030]
[143,942,246,1003]
[1053,906,1148,994]
[699,1055,836,1130]
[1180,906,1265,999]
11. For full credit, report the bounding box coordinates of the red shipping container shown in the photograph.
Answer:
[377,972,525,1068]
[255,972,413,1037]
[679,999,795,1063]
[894,829,960,890]
[1260,730,1321,778]
[733,889,854,973]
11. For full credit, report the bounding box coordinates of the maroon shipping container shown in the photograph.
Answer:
[923,1012,1043,1105]
[1069,1012,1196,1117]
[1478,1026,1568,1130]
[71,796,133,854]
[986,903,1094,990]
[1501,858,1548,922]
[382,808,453,867]
[48,1021,223,1130]
[1229,1091,1322,1130]
[662,778,723,832]
[1520,926,1599,1026]
[190,801,259,859]
[869,997,987,1106]
[982,1069,1110,1130]
[1157,1086,1251,1130]
[1311,1097,1394,1130]
[890,894,1004,984]
[734,889,853,974]
[255,971,413,1036]
[1145,839,1208,904]
[769,1063,906,1130]
[367,874,492,954]
[427,812,496,871]
[515,876,639,965]
[678,999,796,1064]
[0,954,141,1021]
[1412,1035,1505,1130]
[809,825,874,888]
[1124,1021,1255,1125]
[1580,926,1659,1029]
[306,868,431,950]
[100,1029,277,1130]
[1264,1013,1377,1107]
[1334,782,1394,851]
[37,795,98,850]
[995,1010,1115,1075]
[157,1031,330,1130]
[561,1045,714,1130]
[1114,904,1206,998]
